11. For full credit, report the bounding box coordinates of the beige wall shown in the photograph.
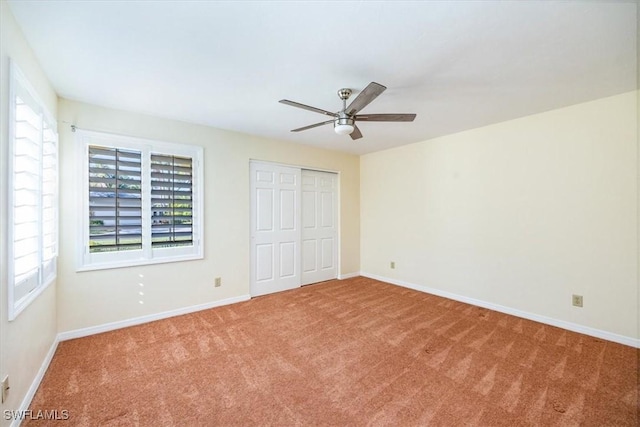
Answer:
[56,99,360,333]
[0,1,59,425]
[361,91,638,340]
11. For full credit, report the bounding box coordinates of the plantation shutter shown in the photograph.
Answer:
[88,146,143,252]
[78,129,203,270]
[12,95,43,298]
[41,120,58,281]
[9,60,59,319]
[150,154,194,248]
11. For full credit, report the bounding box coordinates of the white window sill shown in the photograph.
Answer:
[76,253,204,273]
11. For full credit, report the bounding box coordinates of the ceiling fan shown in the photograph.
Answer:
[279,82,416,140]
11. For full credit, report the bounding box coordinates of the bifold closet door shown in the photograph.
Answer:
[250,163,301,297]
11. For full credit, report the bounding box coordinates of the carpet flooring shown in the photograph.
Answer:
[26,277,638,426]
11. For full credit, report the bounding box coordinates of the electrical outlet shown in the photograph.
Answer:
[572,294,583,308]
[214,277,222,287]
[1,375,9,403]
[390,261,396,269]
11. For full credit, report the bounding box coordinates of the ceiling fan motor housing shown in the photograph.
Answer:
[334,111,355,135]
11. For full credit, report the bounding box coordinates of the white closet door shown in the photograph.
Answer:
[301,170,338,285]
[250,162,301,296]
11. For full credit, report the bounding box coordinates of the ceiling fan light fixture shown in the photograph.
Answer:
[334,123,354,135]
[334,116,354,135]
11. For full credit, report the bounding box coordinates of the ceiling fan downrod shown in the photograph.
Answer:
[335,88,355,135]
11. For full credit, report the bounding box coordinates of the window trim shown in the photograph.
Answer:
[76,130,204,272]
[7,59,58,321]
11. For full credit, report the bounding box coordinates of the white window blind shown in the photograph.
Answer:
[77,130,203,271]
[89,146,143,253]
[13,95,42,290]
[42,120,58,280]
[8,60,58,320]
[151,154,193,248]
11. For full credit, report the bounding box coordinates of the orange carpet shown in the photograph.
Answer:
[26,277,638,426]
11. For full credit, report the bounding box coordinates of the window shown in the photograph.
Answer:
[77,130,203,270]
[88,147,143,253]
[150,154,195,248]
[8,60,58,320]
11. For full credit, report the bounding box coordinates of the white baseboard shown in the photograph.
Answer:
[338,271,361,280]
[361,272,639,348]
[11,338,59,427]
[58,295,251,342]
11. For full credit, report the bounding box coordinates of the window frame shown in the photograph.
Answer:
[76,129,204,272]
[7,59,58,321]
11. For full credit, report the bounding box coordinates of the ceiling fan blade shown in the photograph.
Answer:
[291,120,334,132]
[355,113,417,122]
[346,82,386,115]
[350,124,363,140]
[279,100,337,117]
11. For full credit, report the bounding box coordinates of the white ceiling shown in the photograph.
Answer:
[7,1,638,155]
